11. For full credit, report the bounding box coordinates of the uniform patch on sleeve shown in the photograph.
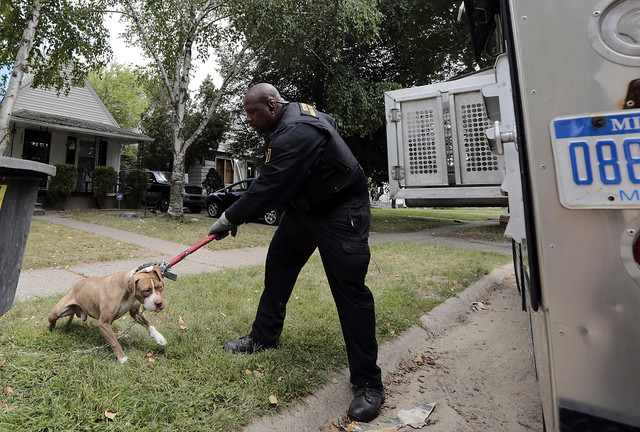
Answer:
[299,103,318,118]
[265,148,272,163]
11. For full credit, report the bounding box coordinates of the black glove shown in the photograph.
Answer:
[208,212,238,239]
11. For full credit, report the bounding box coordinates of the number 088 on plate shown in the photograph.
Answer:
[551,109,640,209]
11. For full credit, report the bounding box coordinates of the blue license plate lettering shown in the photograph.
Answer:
[551,110,640,208]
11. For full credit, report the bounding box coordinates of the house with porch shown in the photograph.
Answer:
[7,75,261,205]
[187,140,259,193]
[6,75,152,200]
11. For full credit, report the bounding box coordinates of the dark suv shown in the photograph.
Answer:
[206,179,282,225]
[145,170,206,213]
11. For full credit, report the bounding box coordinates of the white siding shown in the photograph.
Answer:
[49,131,68,165]
[8,128,24,158]
[14,78,119,127]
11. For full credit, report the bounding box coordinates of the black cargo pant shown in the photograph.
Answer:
[249,204,382,388]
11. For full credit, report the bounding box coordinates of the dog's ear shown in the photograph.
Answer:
[126,275,138,294]
[151,266,164,282]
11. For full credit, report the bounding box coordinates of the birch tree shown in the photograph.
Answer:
[114,0,381,218]
[0,0,110,156]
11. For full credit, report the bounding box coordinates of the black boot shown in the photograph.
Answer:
[348,386,385,422]
[222,334,278,354]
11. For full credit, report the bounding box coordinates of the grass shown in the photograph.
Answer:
[21,208,508,270]
[22,219,154,270]
[373,207,505,222]
[68,210,276,250]
[437,224,510,243]
[370,207,504,233]
[0,243,510,431]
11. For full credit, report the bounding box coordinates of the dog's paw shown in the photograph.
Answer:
[118,356,129,364]
[148,326,167,346]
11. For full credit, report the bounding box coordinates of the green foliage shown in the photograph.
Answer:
[203,167,224,194]
[92,166,118,208]
[0,0,111,94]
[138,78,229,172]
[46,164,77,201]
[119,144,139,171]
[123,169,149,208]
[244,0,478,185]
[87,64,149,131]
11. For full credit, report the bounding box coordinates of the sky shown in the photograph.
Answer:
[106,13,219,92]
[0,14,218,97]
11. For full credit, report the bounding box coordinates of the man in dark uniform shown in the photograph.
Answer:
[208,83,384,422]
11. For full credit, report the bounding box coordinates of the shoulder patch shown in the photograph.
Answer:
[299,103,318,118]
[265,148,272,163]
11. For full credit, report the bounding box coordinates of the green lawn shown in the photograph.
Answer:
[21,219,154,270]
[0,242,509,431]
[21,208,507,270]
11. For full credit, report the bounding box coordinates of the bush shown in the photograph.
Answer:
[47,164,77,209]
[203,168,224,194]
[124,169,149,208]
[92,166,118,208]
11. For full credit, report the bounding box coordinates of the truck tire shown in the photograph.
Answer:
[159,196,170,213]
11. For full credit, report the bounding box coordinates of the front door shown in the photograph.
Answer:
[76,140,96,192]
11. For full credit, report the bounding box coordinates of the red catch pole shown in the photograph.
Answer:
[167,234,218,268]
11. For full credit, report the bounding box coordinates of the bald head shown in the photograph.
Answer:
[244,83,282,105]
[243,83,285,134]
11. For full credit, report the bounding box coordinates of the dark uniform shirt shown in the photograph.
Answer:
[225,103,368,225]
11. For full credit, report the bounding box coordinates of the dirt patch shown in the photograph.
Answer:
[322,281,542,431]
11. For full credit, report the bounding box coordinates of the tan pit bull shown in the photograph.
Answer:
[47,265,167,363]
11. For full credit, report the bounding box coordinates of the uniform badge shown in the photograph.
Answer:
[265,148,272,163]
[300,103,318,118]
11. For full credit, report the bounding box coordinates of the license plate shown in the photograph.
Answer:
[551,109,640,209]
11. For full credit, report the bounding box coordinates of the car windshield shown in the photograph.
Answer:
[155,171,171,182]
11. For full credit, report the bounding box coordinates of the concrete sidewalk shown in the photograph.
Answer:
[14,213,516,431]
[16,214,510,302]
[15,214,271,301]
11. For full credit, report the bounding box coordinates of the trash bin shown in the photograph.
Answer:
[0,157,56,316]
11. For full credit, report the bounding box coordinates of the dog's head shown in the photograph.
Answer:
[127,266,165,312]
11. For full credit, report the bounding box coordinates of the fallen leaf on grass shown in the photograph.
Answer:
[253,370,263,377]
[105,411,117,420]
[220,312,227,319]
[178,316,187,329]
[332,378,339,384]
[268,395,278,405]
[4,387,14,395]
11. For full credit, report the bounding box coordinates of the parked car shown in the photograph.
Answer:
[206,179,283,226]
[145,170,206,213]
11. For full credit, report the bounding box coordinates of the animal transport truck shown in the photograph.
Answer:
[384,0,640,430]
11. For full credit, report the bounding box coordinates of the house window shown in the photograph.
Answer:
[22,129,51,163]
[247,162,256,179]
[216,158,233,184]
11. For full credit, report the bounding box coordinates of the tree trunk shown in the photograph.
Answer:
[0,1,41,156]
[167,145,186,219]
